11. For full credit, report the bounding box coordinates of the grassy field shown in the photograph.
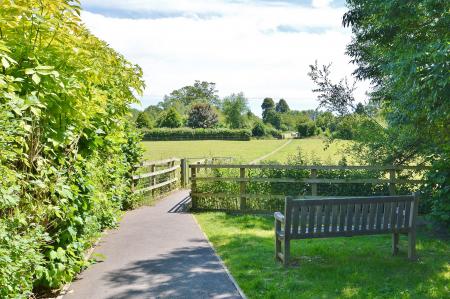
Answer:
[196,213,450,299]
[142,138,351,163]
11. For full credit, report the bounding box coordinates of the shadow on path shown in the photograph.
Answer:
[102,241,240,299]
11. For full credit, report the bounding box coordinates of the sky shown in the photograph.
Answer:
[80,0,369,116]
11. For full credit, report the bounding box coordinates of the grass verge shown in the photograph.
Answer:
[195,212,450,298]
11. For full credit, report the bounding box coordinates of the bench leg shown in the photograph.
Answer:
[283,239,290,266]
[275,236,282,261]
[392,233,399,255]
[408,231,417,260]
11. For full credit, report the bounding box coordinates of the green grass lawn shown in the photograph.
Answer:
[142,139,288,162]
[142,138,352,163]
[195,213,450,299]
[263,138,352,164]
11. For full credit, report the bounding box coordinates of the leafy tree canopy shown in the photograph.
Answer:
[275,99,290,113]
[156,107,183,128]
[160,81,220,110]
[222,93,249,129]
[187,103,219,128]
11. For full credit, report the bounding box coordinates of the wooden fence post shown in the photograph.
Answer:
[151,164,155,197]
[191,166,197,209]
[240,167,246,210]
[389,168,396,195]
[180,158,187,188]
[311,168,318,196]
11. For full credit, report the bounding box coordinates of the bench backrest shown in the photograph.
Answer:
[284,194,419,239]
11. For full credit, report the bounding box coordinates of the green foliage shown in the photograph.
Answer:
[297,121,317,138]
[187,103,219,128]
[263,109,281,129]
[135,111,152,129]
[156,107,183,128]
[343,0,449,225]
[142,128,251,141]
[261,97,275,111]
[275,99,290,113]
[222,93,249,129]
[194,152,420,212]
[251,122,266,137]
[160,81,220,111]
[0,1,144,296]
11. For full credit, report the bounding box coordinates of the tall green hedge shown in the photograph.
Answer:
[143,128,252,141]
[0,1,144,297]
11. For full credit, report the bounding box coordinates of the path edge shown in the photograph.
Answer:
[191,214,247,299]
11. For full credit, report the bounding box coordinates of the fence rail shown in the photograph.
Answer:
[132,158,181,195]
[189,164,429,212]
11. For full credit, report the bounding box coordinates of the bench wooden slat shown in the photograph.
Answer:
[323,205,332,233]
[404,200,411,228]
[347,204,354,232]
[300,206,307,234]
[397,201,404,229]
[316,205,323,234]
[389,201,397,230]
[308,206,316,235]
[339,204,347,232]
[383,202,391,230]
[354,203,361,231]
[375,203,383,230]
[361,203,369,232]
[292,206,300,237]
[331,205,338,233]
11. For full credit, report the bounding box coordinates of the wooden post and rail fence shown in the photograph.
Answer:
[131,158,429,212]
[188,164,429,212]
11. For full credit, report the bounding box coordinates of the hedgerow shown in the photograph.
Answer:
[142,128,252,141]
[0,1,144,297]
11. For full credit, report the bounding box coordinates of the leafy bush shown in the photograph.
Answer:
[187,103,219,128]
[135,111,152,128]
[251,122,266,137]
[142,128,251,141]
[193,152,420,212]
[0,1,144,297]
[297,121,316,137]
[156,107,183,128]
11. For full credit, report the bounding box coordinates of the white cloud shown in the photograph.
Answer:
[80,0,369,115]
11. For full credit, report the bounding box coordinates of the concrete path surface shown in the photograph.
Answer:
[64,190,243,299]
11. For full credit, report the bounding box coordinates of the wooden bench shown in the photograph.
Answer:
[274,193,419,265]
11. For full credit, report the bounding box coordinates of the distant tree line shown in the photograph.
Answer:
[132,81,369,140]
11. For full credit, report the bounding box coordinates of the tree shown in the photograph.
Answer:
[342,0,449,224]
[252,122,266,137]
[263,109,282,129]
[275,99,290,113]
[135,112,152,128]
[354,103,365,115]
[187,103,219,128]
[156,107,182,128]
[261,97,275,110]
[222,93,249,129]
[160,81,220,109]
[297,121,316,138]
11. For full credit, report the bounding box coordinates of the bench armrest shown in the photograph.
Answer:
[274,212,285,223]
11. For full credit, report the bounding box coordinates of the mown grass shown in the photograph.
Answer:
[265,138,353,164]
[141,138,352,163]
[195,212,450,299]
[142,139,288,162]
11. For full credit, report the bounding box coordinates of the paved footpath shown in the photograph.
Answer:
[64,190,243,299]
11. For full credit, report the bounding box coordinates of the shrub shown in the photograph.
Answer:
[187,103,219,128]
[156,107,183,128]
[0,1,144,296]
[142,128,251,141]
[297,121,316,138]
[252,122,266,137]
[135,111,152,128]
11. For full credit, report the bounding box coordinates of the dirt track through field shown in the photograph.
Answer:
[249,139,293,164]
